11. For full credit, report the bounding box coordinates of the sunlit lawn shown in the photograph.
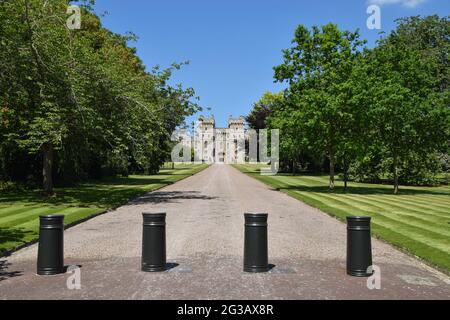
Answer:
[0,164,208,254]
[234,164,450,273]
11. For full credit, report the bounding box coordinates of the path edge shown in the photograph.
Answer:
[0,164,210,259]
[231,164,450,278]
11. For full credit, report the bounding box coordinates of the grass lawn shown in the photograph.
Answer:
[0,164,208,255]
[234,164,450,273]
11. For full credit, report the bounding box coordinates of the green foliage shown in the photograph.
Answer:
[263,16,450,192]
[0,0,200,193]
[246,91,284,130]
[272,23,366,189]
[351,15,450,192]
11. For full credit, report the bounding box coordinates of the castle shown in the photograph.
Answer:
[183,115,247,164]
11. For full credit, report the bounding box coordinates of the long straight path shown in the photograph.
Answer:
[0,164,449,299]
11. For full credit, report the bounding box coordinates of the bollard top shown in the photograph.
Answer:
[142,212,166,217]
[142,212,166,225]
[244,213,268,217]
[346,216,371,221]
[39,215,65,221]
[244,213,268,226]
[346,216,371,229]
[39,215,64,229]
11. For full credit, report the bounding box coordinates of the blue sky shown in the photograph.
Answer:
[92,0,449,127]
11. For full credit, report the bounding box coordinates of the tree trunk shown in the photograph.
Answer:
[344,172,348,191]
[329,157,335,190]
[393,157,399,195]
[343,160,349,192]
[42,142,54,196]
[257,131,260,163]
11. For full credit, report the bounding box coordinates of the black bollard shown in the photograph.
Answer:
[142,212,166,272]
[346,216,373,277]
[243,213,269,273]
[37,215,65,276]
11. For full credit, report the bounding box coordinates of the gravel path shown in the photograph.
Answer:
[1,164,449,299]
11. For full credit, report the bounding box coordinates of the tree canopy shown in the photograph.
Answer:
[0,0,200,195]
[251,15,450,193]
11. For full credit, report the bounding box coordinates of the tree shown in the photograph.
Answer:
[0,0,200,194]
[246,91,284,130]
[246,91,284,163]
[351,16,450,194]
[273,24,366,189]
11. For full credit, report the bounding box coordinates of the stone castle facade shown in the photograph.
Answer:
[183,116,247,164]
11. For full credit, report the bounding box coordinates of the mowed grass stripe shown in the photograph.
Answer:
[353,194,450,219]
[277,182,449,250]
[0,205,29,214]
[336,193,448,228]
[273,177,449,219]
[339,196,450,238]
[0,207,72,228]
[0,205,43,218]
[274,175,323,187]
[389,196,450,216]
[372,219,450,254]
[366,194,450,215]
[0,206,62,225]
[276,173,449,198]
[411,189,450,196]
[299,191,449,241]
[338,194,450,224]
[305,191,449,239]
[371,222,450,271]
[14,207,88,230]
[292,190,450,254]
[404,194,450,206]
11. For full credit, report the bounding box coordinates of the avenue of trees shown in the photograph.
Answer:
[247,15,450,193]
[0,0,200,195]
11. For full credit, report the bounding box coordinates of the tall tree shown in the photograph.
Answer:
[273,24,365,189]
[353,16,450,194]
[0,0,200,194]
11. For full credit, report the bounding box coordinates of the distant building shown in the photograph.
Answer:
[183,115,247,163]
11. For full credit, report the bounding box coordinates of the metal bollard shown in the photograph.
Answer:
[346,216,373,277]
[142,212,166,272]
[37,215,65,275]
[243,213,269,273]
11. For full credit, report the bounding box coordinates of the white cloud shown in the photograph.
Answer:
[368,0,428,8]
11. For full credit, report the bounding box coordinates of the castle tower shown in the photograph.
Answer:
[197,116,215,163]
[193,115,247,164]
[227,116,246,163]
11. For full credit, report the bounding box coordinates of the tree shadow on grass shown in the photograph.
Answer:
[0,177,177,209]
[277,184,450,196]
[0,227,34,254]
[53,185,165,208]
[97,177,173,186]
[131,191,217,205]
